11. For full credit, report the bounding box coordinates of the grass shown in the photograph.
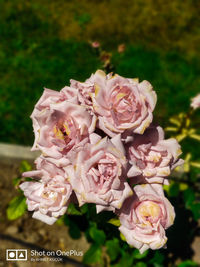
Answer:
[0,0,200,146]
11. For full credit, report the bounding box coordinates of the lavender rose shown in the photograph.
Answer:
[65,134,133,213]
[20,157,72,225]
[31,87,96,163]
[89,70,157,137]
[127,126,183,184]
[119,184,175,253]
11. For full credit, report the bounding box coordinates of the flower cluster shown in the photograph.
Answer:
[20,70,183,253]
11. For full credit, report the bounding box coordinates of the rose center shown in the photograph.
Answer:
[137,200,161,224]
[110,85,140,123]
[53,117,78,145]
[89,153,118,188]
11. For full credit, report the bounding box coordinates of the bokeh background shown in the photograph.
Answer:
[1,0,200,146]
[0,1,200,266]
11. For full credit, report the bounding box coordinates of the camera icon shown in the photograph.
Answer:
[6,249,27,261]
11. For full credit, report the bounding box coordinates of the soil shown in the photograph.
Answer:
[0,159,89,267]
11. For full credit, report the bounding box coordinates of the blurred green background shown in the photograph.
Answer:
[0,0,200,146]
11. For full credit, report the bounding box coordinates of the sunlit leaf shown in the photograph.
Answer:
[185,118,191,127]
[190,134,200,141]
[169,117,181,126]
[67,203,82,215]
[120,232,126,241]
[175,133,187,142]
[108,218,121,227]
[19,160,32,172]
[191,161,200,168]
[165,127,178,132]
[163,184,170,193]
[179,183,188,191]
[7,195,27,220]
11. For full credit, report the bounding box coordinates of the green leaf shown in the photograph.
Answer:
[175,133,187,142]
[135,263,147,267]
[106,238,120,261]
[56,215,65,226]
[12,177,21,187]
[112,251,134,267]
[179,183,188,191]
[169,117,181,126]
[19,160,32,172]
[67,203,82,215]
[120,232,126,242]
[68,220,81,239]
[7,195,27,220]
[80,204,88,214]
[190,203,200,220]
[183,188,195,208]
[169,182,179,197]
[177,260,198,267]
[163,184,170,193]
[108,218,121,227]
[165,127,178,132]
[133,249,148,259]
[83,244,102,265]
[190,134,200,141]
[149,251,164,266]
[191,161,200,168]
[89,226,106,245]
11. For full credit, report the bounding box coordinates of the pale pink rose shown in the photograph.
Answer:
[90,71,157,137]
[119,184,175,253]
[64,134,133,213]
[31,87,96,163]
[191,93,200,110]
[20,159,72,225]
[22,156,66,182]
[70,70,106,107]
[127,126,183,184]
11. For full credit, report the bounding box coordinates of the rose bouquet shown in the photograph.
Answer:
[20,70,183,253]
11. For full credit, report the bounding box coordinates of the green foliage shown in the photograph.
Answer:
[67,203,82,215]
[19,160,32,172]
[133,249,148,260]
[149,251,165,267]
[106,238,120,261]
[112,251,135,267]
[83,243,102,265]
[108,218,121,227]
[134,263,147,267]
[7,194,27,220]
[89,225,106,246]
[177,260,199,267]
[68,220,81,239]
[83,223,106,265]
[168,182,180,197]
